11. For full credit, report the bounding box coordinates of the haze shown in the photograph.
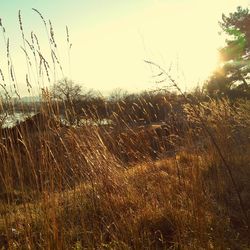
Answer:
[0,0,249,96]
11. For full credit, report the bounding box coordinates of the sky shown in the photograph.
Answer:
[0,0,249,97]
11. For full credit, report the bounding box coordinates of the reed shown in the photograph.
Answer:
[0,10,249,250]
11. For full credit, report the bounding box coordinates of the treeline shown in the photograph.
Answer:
[46,89,198,126]
[1,85,248,127]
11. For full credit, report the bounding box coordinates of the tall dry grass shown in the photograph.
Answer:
[0,10,250,250]
[1,97,249,249]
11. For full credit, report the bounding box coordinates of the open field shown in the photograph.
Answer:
[0,5,250,249]
[0,98,249,249]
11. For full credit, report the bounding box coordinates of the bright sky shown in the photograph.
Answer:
[0,0,249,96]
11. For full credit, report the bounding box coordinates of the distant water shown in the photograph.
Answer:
[0,112,36,128]
[0,112,113,128]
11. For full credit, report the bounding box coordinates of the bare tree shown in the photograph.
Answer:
[52,78,82,104]
[51,78,83,125]
[109,88,129,103]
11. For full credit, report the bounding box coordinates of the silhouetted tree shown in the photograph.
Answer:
[52,78,82,103]
[206,6,250,98]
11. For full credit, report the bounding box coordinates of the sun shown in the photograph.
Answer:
[183,48,221,83]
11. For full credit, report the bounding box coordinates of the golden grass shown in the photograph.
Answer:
[0,99,249,249]
[0,11,249,249]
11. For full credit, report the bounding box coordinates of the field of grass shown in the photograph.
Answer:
[0,10,250,249]
[0,97,249,249]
